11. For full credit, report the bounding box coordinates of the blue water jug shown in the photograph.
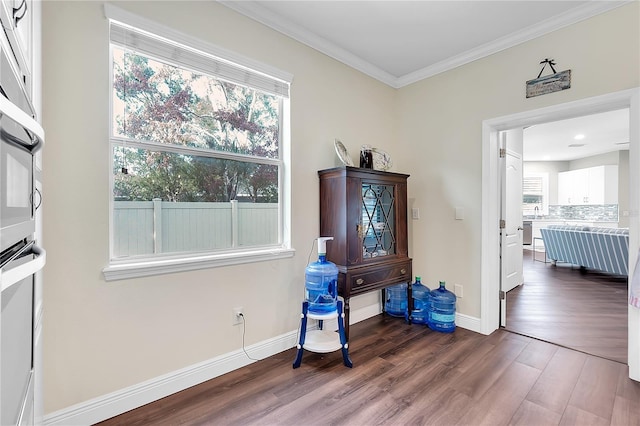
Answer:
[305,238,338,314]
[305,257,338,314]
[428,281,456,333]
[385,283,408,317]
[408,277,430,324]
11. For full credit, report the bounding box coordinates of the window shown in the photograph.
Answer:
[104,7,292,280]
[522,172,549,216]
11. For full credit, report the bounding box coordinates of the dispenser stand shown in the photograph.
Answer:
[292,300,353,368]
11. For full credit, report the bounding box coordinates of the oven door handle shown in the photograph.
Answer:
[0,92,44,153]
[0,243,46,292]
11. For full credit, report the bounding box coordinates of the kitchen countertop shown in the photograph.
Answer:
[523,218,619,226]
[523,217,617,223]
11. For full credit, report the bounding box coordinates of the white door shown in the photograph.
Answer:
[500,129,524,327]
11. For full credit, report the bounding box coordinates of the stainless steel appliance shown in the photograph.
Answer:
[523,220,532,245]
[0,38,45,426]
[0,47,43,253]
[1,240,44,425]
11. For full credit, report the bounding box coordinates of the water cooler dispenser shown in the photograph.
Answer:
[293,237,353,368]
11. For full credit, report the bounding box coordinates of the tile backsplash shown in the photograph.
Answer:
[547,204,618,222]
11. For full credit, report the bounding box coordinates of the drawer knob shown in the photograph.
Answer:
[401,269,406,274]
[356,278,364,285]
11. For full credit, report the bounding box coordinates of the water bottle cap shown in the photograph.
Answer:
[415,276,421,280]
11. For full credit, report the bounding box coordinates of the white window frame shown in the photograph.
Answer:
[523,172,549,216]
[102,5,293,281]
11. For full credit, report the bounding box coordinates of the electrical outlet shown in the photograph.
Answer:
[454,284,463,298]
[232,307,243,325]
[411,208,420,220]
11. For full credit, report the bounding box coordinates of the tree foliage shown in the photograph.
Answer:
[112,49,280,203]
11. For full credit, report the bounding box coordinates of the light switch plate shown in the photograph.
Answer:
[454,284,463,298]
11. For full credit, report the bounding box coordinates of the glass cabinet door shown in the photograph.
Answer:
[361,182,396,259]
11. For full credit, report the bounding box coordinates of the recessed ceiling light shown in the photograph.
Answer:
[574,134,585,140]
[568,143,585,147]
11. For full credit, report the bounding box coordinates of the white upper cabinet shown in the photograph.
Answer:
[557,165,618,205]
[0,0,33,98]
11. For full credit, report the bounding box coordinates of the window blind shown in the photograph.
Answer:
[109,21,290,99]
[523,176,543,195]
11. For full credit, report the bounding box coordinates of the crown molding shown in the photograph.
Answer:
[218,0,399,86]
[219,1,630,89]
[396,1,631,87]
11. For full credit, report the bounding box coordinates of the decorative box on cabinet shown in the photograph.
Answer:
[318,167,412,340]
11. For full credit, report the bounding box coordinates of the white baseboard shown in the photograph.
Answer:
[43,303,383,426]
[455,312,482,334]
[43,331,296,426]
[350,300,384,324]
[43,303,480,425]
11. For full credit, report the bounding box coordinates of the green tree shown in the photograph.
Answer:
[112,49,279,203]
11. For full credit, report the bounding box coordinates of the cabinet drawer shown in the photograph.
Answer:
[350,262,411,292]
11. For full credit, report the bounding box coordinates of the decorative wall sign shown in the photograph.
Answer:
[526,58,571,98]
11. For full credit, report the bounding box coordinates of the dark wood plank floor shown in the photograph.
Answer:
[507,249,628,364]
[98,314,640,425]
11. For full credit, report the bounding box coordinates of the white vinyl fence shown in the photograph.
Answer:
[113,199,278,257]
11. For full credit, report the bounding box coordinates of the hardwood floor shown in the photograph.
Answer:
[507,249,628,364]
[98,314,640,425]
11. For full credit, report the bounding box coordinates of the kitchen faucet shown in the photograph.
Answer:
[534,206,539,218]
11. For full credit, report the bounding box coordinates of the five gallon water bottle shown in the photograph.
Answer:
[408,276,430,324]
[305,237,338,314]
[384,282,408,317]
[428,281,456,333]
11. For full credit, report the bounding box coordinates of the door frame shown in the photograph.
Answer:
[480,88,640,380]
[499,129,525,327]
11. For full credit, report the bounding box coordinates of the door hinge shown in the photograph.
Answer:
[499,219,506,229]
[500,290,506,300]
[499,148,506,158]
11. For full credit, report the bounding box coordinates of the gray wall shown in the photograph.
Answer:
[570,150,620,168]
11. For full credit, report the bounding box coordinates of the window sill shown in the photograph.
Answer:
[103,247,295,282]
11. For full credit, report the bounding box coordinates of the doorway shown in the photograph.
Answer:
[504,109,630,363]
[480,88,640,381]
[507,248,629,363]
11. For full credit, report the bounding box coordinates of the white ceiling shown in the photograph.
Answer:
[523,108,629,162]
[220,0,630,161]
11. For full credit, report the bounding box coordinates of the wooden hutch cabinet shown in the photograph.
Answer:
[318,167,412,339]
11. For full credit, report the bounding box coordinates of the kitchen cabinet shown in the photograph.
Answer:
[0,0,33,99]
[0,1,40,424]
[557,165,618,205]
[318,167,412,340]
